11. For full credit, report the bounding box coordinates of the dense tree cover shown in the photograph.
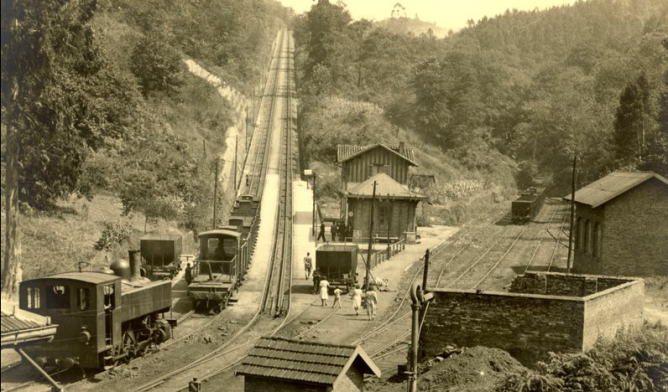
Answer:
[2,0,285,238]
[1,0,136,209]
[294,0,668,193]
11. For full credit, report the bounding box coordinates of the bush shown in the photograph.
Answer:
[95,221,133,252]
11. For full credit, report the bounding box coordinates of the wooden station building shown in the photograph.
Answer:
[236,337,381,392]
[564,171,668,276]
[337,143,426,242]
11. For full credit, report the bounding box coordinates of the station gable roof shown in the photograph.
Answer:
[1,300,57,348]
[337,144,417,166]
[236,337,380,386]
[563,171,668,208]
[347,173,426,200]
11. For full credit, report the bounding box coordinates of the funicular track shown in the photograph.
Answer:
[122,31,298,392]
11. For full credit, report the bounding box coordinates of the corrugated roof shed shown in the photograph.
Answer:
[236,337,380,386]
[1,300,57,348]
[563,171,668,208]
[348,173,426,199]
[337,144,417,165]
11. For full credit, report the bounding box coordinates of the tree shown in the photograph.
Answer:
[130,36,184,97]
[613,73,653,165]
[120,171,184,233]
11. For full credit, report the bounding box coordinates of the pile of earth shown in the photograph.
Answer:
[367,346,528,392]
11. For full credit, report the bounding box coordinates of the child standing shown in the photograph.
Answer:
[332,287,342,308]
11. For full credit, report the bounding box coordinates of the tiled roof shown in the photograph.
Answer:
[348,173,426,199]
[1,300,57,348]
[563,171,668,208]
[337,144,417,165]
[236,337,380,386]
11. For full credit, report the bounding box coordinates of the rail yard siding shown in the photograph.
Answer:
[423,275,643,366]
[421,290,585,366]
[575,178,668,276]
[582,280,644,350]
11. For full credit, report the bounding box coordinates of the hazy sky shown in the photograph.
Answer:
[277,0,576,31]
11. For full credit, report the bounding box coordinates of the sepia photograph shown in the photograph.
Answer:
[1,0,666,391]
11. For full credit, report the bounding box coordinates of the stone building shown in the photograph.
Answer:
[420,272,644,366]
[236,337,380,392]
[564,171,668,276]
[337,143,425,242]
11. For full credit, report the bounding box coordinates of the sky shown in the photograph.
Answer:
[276,0,576,31]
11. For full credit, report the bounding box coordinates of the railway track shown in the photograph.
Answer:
[128,30,296,392]
[523,199,568,274]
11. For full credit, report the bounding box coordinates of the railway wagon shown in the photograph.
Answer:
[140,233,182,280]
[315,244,359,292]
[511,187,546,224]
[19,259,172,370]
[188,229,247,312]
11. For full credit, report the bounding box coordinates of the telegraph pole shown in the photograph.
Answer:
[566,155,577,274]
[365,181,377,290]
[213,157,220,230]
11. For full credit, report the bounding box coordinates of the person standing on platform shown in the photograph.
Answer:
[331,223,338,243]
[303,253,312,279]
[312,269,321,294]
[332,287,342,308]
[350,284,363,316]
[319,276,330,306]
[317,222,326,243]
[185,263,193,285]
[365,286,378,321]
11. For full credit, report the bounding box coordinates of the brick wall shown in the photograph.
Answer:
[244,376,327,392]
[582,279,644,349]
[573,203,605,274]
[421,290,585,366]
[578,178,668,276]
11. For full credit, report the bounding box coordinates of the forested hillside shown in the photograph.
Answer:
[1,0,288,279]
[293,0,668,200]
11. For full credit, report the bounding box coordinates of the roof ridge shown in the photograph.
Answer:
[260,336,356,350]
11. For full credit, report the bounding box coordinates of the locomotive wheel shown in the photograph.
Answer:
[122,331,135,364]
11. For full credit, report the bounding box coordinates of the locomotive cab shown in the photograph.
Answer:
[19,273,123,369]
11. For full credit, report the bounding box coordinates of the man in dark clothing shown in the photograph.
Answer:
[312,269,321,295]
[185,263,193,285]
[317,222,326,242]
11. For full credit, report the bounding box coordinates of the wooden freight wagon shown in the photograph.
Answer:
[140,233,183,280]
[316,244,359,292]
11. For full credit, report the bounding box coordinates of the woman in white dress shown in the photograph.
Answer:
[350,284,363,316]
[319,276,330,306]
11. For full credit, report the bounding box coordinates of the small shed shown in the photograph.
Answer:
[563,171,668,276]
[344,173,426,242]
[236,337,381,392]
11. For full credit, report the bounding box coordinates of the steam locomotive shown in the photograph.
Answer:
[18,253,173,370]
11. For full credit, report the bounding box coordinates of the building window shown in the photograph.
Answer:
[103,284,115,310]
[26,287,41,309]
[584,219,591,255]
[47,285,70,309]
[78,288,90,310]
[575,217,582,250]
[593,222,601,258]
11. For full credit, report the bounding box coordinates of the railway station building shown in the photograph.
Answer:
[337,143,426,242]
[563,171,668,276]
[236,337,381,391]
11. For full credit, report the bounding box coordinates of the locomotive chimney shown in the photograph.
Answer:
[128,250,143,282]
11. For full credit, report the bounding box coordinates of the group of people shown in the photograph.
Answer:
[315,221,353,243]
[304,252,378,321]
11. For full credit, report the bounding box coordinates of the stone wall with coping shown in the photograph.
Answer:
[422,273,644,366]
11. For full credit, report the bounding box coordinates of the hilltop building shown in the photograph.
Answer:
[564,171,668,276]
